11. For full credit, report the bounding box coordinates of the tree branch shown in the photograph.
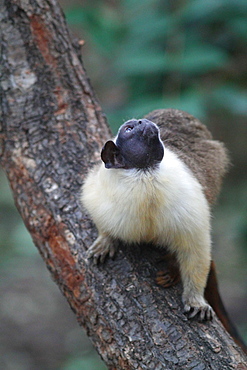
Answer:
[1,0,246,368]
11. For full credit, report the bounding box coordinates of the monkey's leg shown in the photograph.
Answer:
[175,240,214,321]
[87,233,119,264]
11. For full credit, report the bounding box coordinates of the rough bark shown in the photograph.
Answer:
[0,0,246,369]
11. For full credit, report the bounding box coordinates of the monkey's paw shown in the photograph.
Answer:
[156,270,180,288]
[87,234,118,264]
[183,295,214,321]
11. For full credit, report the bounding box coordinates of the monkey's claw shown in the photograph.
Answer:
[87,235,118,264]
[156,270,180,288]
[183,293,214,321]
[184,302,214,321]
[156,272,173,287]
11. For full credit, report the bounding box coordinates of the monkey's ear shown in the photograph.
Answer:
[101,141,126,169]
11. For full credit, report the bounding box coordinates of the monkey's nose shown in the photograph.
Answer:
[138,119,149,126]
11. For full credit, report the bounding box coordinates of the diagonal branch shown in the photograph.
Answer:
[1,0,246,368]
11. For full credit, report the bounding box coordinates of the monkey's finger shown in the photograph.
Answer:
[156,274,174,287]
[99,253,107,264]
[109,245,116,259]
[186,307,200,319]
[202,306,214,321]
[93,256,100,265]
[87,244,106,261]
[156,269,180,288]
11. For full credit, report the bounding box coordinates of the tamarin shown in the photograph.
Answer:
[81,109,246,351]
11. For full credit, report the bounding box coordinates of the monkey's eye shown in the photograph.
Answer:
[124,125,133,132]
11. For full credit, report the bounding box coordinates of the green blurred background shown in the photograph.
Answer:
[1,0,246,369]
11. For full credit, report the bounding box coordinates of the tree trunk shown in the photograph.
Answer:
[1,1,246,368]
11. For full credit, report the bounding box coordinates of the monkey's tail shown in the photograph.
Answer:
[205,261,247,354]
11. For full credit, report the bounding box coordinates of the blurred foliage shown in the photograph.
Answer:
[64,0,247,131]
[0,170,36,263]
[1,0,247,368]
[61,353,107,370]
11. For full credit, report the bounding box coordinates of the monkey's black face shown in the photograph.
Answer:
[101,119,164,169]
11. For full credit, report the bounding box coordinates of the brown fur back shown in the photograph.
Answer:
[144,109,230,205]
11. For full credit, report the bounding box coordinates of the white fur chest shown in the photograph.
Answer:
[82,147,210,247]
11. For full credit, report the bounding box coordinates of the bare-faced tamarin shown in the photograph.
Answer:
[81,109,230,321]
